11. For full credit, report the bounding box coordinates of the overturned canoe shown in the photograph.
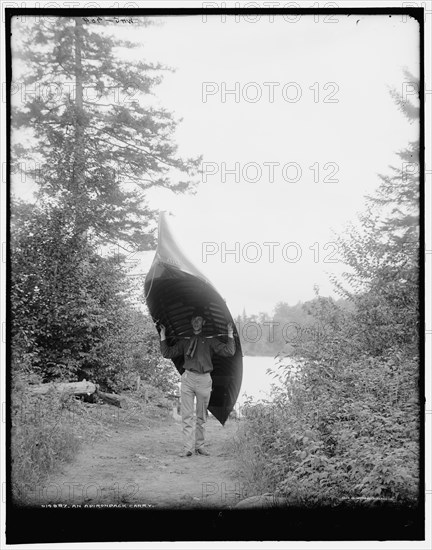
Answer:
[144,212,243,425]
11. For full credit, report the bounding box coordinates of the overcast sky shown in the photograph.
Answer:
[12,13,420,316]
[132,14,419,315]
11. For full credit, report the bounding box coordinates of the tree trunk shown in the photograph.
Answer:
[73,16,87,238]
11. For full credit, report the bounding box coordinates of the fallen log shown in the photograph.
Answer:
[28,381,126,409]
[95,389,127,409]
[29,380,97,396]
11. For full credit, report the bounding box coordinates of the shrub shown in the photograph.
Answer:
[231,351,419,505]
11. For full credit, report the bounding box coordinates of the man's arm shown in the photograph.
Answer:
[159,325,184,359]
[209,323,236,357]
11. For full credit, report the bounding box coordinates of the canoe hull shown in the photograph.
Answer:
[144,213,243,426]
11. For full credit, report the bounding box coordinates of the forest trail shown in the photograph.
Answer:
[35,414,245,509]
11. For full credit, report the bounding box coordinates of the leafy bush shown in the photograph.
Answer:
[231,346,419,505]
[10,201,175,395]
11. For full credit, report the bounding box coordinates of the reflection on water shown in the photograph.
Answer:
[237,355,282,407]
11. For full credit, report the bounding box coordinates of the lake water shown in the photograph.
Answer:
[176,355,286,415]
[237,355,282,407]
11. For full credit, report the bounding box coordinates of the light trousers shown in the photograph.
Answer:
[180,370,212,452]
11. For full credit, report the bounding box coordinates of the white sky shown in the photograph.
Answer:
[133,14,420,315]
[11,14,420,316]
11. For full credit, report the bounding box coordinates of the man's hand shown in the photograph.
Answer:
[227,322,234,338]
[159,324,166,341]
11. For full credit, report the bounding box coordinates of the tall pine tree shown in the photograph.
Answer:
[12,16,199,247]
[10,16,199,381]
[330,70,420,355]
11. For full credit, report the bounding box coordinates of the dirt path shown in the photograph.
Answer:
[38,414,245,509]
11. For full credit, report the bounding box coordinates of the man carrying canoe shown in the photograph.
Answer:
[159,311,235,457]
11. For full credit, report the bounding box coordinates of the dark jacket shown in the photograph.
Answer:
[160,335,235,374]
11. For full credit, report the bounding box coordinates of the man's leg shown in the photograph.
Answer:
[180,371,195,453]
[195,372,212,451]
